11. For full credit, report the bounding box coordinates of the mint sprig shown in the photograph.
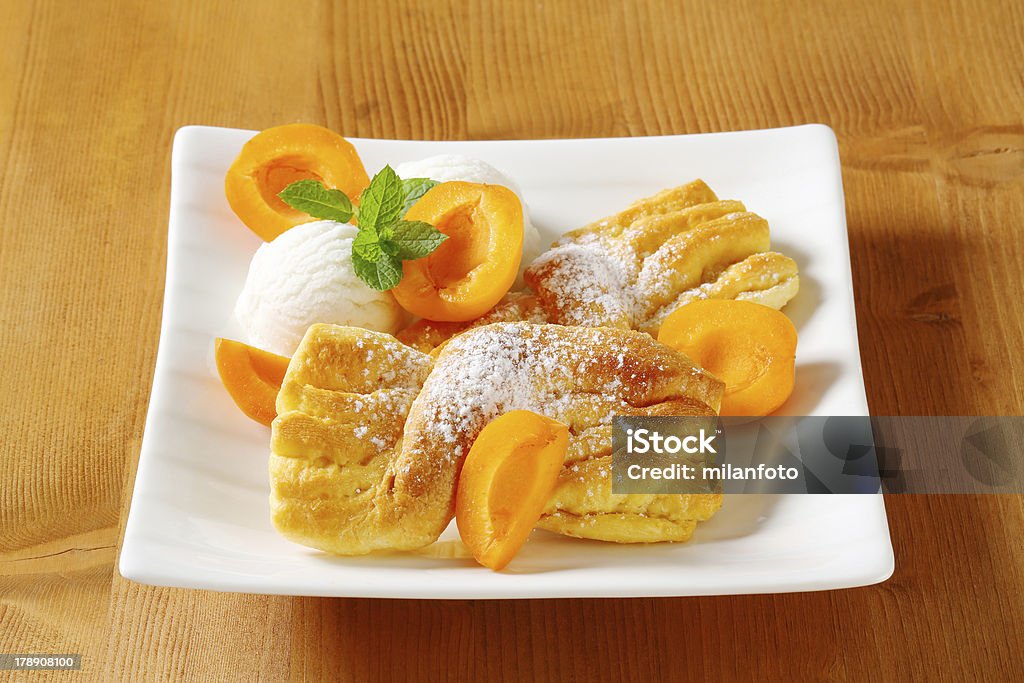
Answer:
[357,165,405,230]
[352,251,403,291]
[351,225,398,262]
[277,179,353,222]
[389,220,448,260]
[400,178,439,214]
[278,166,446,291]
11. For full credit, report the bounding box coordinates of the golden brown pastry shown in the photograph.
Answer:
[539,398,723,543]
[526,183,800,333]
[397,179,799,351]
[559,179,719,242]
[269,324,434,554]
[270,322,724,554]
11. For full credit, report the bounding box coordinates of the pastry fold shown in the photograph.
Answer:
[270,322,724,554]
[399,179,799,351]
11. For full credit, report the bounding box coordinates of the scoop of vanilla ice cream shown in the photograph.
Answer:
[394,155,541,278]
[234,220,404,356]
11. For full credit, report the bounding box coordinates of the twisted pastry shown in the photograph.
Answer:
[398,179,799,351]
[270,322,724,555]
[539,396,723,543]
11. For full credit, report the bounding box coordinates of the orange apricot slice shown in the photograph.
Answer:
[456,410,569,571]
[214,338,290,426]
[392,181,523,322]
[224,123,370,241]
[658,300,797,416]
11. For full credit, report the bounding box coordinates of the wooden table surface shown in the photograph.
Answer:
[2,0,1023,679]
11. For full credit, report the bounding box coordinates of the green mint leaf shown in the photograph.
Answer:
[400,178,439,214]
[357,165,404,231]
[351,251,402,291]
[278,179,353,222]
[389,220,448,260]
[352,228,383,261]
[352,227,398,261]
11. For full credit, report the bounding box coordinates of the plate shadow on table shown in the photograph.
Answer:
[846,227,989,416]
[298,499,1012,679]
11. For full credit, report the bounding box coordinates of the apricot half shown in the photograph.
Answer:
[456,410,569,571]
[392,181,523,322]
[224,123,370,241]
[214,338,290,426]
[658,300,797,416]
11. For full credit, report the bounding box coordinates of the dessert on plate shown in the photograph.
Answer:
[399,179,799,350]
[213,123,801,570]
[270,322,724,555]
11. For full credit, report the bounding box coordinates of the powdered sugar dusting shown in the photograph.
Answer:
[527,242,636,327]
[400,322,703,470]
[527,207,796,332]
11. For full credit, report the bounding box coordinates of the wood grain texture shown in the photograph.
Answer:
[1,0,1022,680]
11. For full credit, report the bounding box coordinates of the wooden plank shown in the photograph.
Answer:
[0,0,1022,679]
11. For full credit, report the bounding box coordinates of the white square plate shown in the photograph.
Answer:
[120,124,894,598]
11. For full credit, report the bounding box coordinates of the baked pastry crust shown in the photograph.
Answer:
[270,322,724,554]
[272,180,797,555]
[398,179,799,351]
[539,396,723,543]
